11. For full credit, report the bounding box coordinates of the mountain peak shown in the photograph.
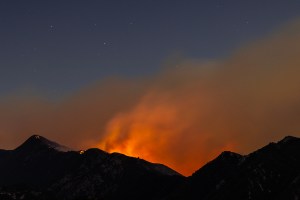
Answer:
[15,134,72,153]
[32,134,42,139]
[219,151,240,156]
[279,135,299,144]
[217,151,243,160]
[28,134,45,141]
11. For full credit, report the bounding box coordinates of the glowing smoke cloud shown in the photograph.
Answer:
[1,21,300,175]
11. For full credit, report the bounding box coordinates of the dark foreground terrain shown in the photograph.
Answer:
[0,135,299,200]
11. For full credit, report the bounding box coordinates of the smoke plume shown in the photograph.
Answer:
[1,20,300,175]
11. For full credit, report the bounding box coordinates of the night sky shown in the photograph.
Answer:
[1,1,300,98]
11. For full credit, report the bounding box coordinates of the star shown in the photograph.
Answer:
[49,25,55,31]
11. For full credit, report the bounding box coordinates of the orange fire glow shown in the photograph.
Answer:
[2,20,300,177]
[98,94,237,176]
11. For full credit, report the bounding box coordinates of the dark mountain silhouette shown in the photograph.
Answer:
[170,136,300,200]
[0,135,183,200]
[15,135,72,153]
[0,135,300,200]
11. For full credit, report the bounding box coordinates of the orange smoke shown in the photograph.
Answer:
[97,74,241,175]
[99,19,300,175]
[99,93,237,175]
[1,20,300,176]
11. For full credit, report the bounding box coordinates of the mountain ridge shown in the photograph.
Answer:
[172,135,300,200]
[0,134,183,200]
[14,134,73,153]
[0,134,299,200]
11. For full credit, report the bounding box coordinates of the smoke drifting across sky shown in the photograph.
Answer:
[1,20,300,175]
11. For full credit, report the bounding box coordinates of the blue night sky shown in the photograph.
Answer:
[1,0,300,98]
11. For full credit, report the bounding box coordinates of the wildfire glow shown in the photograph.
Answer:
[98,94,237,176]
[1,20,300,176]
